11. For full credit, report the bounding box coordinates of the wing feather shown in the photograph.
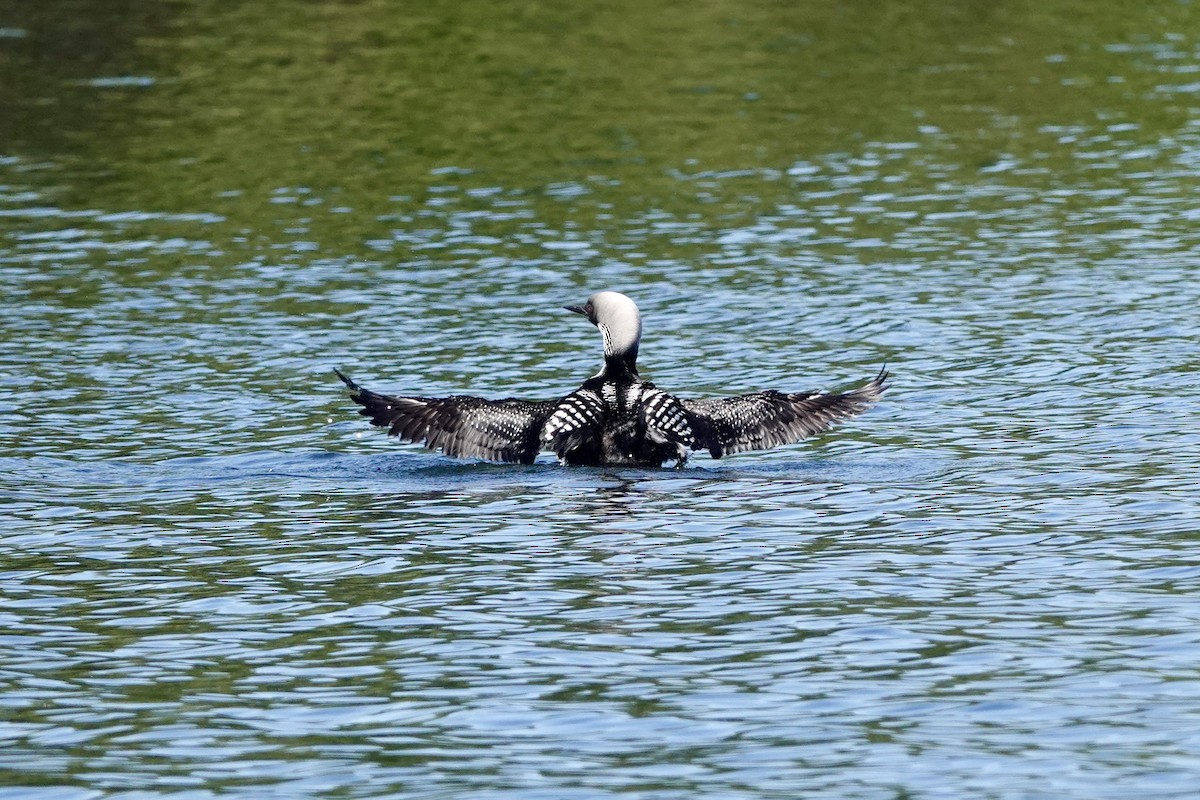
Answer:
[540,388,606,463]
[638,387,694,462]
[681,367,889,458]
[334,369,555,464]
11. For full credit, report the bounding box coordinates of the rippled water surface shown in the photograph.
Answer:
[3,1,1200,798]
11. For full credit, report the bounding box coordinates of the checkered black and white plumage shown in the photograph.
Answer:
[335,292,889,466]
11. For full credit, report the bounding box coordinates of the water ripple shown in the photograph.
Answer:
[6,51,1200,800]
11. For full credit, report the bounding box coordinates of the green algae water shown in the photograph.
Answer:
[3,1,1200,797]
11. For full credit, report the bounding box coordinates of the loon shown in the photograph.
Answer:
[334,291,888,467]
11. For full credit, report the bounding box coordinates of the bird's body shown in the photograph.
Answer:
[335,291,888,467]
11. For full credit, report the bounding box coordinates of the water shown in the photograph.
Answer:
[3,1,1200,797]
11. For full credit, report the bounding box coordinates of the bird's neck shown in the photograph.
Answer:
[599,347,639,380]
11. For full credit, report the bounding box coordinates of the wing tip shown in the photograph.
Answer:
[863,364,891,398]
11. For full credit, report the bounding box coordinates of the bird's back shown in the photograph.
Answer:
[542,376,692,467]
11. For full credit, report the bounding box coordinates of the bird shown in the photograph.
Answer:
[334,291,888,467]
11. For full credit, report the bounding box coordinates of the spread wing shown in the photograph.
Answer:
[680,367,889,458]
[334,369,555,464]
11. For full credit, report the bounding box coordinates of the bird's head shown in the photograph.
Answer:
[566,290,642,367]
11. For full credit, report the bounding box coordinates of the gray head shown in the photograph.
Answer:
[565,291,642,369]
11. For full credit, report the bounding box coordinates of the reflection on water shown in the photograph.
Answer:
[4,0,1200,797]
